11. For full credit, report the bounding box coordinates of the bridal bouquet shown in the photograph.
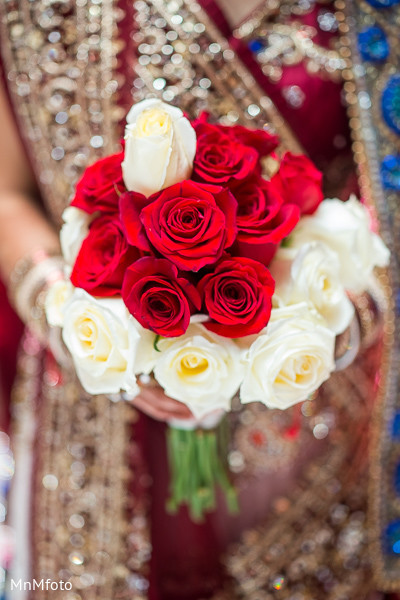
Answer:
[46,99,389,519]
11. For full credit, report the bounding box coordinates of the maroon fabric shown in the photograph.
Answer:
[197,0,352,173]
[144,416,225,600]
[0,282,23,432]
[0,3,382,598]
[0,65,36,432]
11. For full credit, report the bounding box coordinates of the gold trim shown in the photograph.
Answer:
[336,0,398,591]
[132,0,303,154]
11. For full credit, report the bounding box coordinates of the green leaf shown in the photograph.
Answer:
[153,334,162,352]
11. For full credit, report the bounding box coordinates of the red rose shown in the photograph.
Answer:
[218,123,279,157]
[198,257,275,338]
[122,257,201,337]
[119,190,152,251]
[270,152,323,216]
[71,151,125,215]
[121,180,237,272]
[70,215,139,296]
[192,122,259,185]
[230,176,300,266]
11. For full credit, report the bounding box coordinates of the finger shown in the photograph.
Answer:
[138,389,193,417]
[132,391,193,420]
[130,395,176,422]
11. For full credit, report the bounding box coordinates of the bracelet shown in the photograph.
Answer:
[348,290,380,349]
[8,249,65,340]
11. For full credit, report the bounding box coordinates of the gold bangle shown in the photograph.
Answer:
[348,290,381,349]
[8,249,64,340]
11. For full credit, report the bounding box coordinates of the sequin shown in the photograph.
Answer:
[358,26,389,62]
[69,552,84,566]
[69,514,85,529]
[272,575,285,590]
[365,0,400,6]
[381,155,400,190]
[381,75,400,135]
[384,521,400,555]
[394,463,400,495]
[317,10,338,32]
[248,39,264,53]
[42,474,59,490]
[313,423,329,439]
[282,85,306,108]
[391,410,400,439]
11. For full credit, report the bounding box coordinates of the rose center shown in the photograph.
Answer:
[136,108,172,137]
[180,353,209,376]
[218,279,253,312]
[148,295,174,318]
[77,318,97,349]
[276,355,315,386]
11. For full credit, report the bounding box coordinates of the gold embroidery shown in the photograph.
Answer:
[0,1,392,598]
[131,0,303,154]
[0,0,123,225]
[234,0,346,85]
[336,0,399,590]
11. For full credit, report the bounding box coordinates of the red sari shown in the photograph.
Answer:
[0,2,394,598]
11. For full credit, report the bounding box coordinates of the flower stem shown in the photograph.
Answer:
[166,417,238,522]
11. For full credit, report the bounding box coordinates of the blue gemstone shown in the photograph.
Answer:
[384,520,400,555]
[395,463,400,495]
[365,0,400,7]
[248,39,264,53]
[358,26,389,62]
[382,75,400,135]
[381,155,400,190]
[391,410,400,439]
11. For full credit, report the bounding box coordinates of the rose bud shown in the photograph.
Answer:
[270,152,324,216]
[230,176,300,266]
[70,215,140,296]
[197,256,275,338]
[122,257,201,337]
[122,99,197,197]
[71,151,124,214]
[119,181,238,271]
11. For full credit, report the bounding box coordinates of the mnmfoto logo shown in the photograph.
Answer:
[11,579,72,591]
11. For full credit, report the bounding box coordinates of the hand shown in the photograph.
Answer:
[130,383,193,422]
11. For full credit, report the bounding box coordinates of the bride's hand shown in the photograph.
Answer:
[130,384,193,422]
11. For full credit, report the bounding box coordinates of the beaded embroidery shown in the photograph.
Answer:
[235,0,346,87]
[337,0,400,590]
[0,1,394,598]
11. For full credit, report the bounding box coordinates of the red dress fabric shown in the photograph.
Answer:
[0,3,392,598]
[198,0,351,169]
[0,283,22,431]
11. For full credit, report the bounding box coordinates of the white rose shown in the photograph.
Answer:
[60,207,94,266]
[240,303,335,410]
[122,99,197,197]
[271,242,354,334]
[62,289,140,396]
[287,196,390,293]
[129,317,158,375]
[45,279,74,327]
[153,322,244,418]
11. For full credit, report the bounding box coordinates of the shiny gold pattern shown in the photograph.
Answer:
[0,0,393,598]
[234,0,346,85]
